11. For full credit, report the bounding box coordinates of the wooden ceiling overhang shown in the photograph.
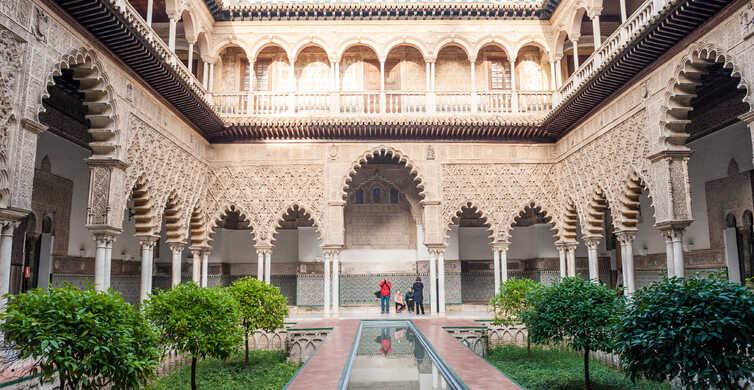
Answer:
[214,115,549,142]
[51,0,736,143]
[208,1,558,21]
[55,0,224,136]
[541,0,734,137]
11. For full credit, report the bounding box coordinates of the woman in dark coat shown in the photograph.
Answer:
[412,277,425,315]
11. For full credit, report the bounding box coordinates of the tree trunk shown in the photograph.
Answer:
[583,347,591,390]
[191,356,198,390]
[526,336,531,358]
[245,329,250,364]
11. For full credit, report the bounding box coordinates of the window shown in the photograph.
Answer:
[355,190,364,204]
[255,61,271,91]
[372,188,381,203]
[390,188,399,204]
[488,58,510,90]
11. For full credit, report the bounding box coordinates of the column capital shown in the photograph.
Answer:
[586,6,603,19]
[647,149,693,162]
[21,118,47,134]
[189,246,205,257]
[468,56,477,63]
[89,227,120,243]
[86,157,129,170]
[569,35,581,44]
[322,246,342,257]
[137,235,159,249]
[654,220,691,234]
[491,241,510,252]
[424,56,436,64]
[255,245,273,255]
[558,241,579,250]
[167,242,185,253]
[615,230,637,245]
[426,245,446,256]
[582,235,602,249]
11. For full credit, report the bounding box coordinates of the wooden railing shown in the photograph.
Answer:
[111,0,207,101]
[213,90,554,117]
[554,0,665,107]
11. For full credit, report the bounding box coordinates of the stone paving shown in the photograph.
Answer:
[285,315,520,390]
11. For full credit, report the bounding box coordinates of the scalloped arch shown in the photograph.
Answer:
[41,48,119,156]
[661,42,752,146]
[444,201,498,244]
[500,201,560,243]
[207,203,256,244]
[341,146,426,201]
[270,202,323,244]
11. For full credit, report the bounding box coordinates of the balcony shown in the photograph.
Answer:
[212,90,553,118]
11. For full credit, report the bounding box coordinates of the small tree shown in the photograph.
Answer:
[143,283,242,390]
[616,276,754,389]
[228,277,288,363]
[489,278,540,356]
[1,285,160,389]
[521,277,621,390]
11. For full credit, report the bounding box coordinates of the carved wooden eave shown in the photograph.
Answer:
[213,115,550,142]
[54,0,225,136]
[541,0,734,138]
[209,0,560,21]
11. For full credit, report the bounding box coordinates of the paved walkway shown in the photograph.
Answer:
[285,317,520,390]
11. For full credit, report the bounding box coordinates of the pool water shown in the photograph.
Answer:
[341,321,462,390]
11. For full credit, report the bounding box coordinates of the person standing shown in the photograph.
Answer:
[412,277,425,315]
[379,278,392,314]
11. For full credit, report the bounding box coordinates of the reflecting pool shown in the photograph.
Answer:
[340,321,464,390]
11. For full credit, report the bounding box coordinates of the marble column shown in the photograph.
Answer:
[663,231,674,278]
[169,243,184,288]
[500,245,509,283]
[549,60,556,90]
[202,61,209,90]
[429,250,437,315]
[492,248,501,294]
[379,59,386,113]
[555,57,563,86]
[187,42,194,73]
[584,236,601,282]
[201,250,209,287]
[209,63,215,91]
[191,248,202,284]
[323,253,331,314]
[566,242,577,277]
[617,232,636,294]
[104,237,115,290]
[257,251,264,281]
[0,222,17,300]
[571,39,580,69]
[671,228,685,278]
[93,232,114,291]
[331,251,340,314]
[556,243,567,279]
[265,251,271,284]
[619,0,627,22]
[590,13,602,48]
[438,250,446,314]
[168,18,177,53]
[139,236,157,303]
[146,0,154,26]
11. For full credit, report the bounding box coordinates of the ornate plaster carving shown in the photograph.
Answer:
[0,27,25,209]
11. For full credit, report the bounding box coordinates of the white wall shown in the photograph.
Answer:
[508,224,560,259]
[631,121,754,255]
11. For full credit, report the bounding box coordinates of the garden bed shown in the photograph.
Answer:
[487,345,670,390]
[147,350,300,390]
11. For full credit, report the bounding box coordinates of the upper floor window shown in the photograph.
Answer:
[390,188,399,204]
[372,188,382,203]
[488,58,510,90]
[255,61,271,91]
[355,190,364,204]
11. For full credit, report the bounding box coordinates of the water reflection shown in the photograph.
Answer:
[347,325,449,390]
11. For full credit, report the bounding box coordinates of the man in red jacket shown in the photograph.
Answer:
[379,278,392,314]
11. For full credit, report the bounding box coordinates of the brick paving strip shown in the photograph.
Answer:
[285,317,521,390]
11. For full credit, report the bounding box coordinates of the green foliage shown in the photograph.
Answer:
[143,283,242,390]
[227,277,288,363]
[487,345,670,390]
[521,277,623,390]
[490,278,540,326]
[615,276,754,389]
[147,350,299,390]
[0,285,160,390]
[228,277,288,333]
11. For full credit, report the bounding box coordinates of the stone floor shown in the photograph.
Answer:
[285,316,520,390]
